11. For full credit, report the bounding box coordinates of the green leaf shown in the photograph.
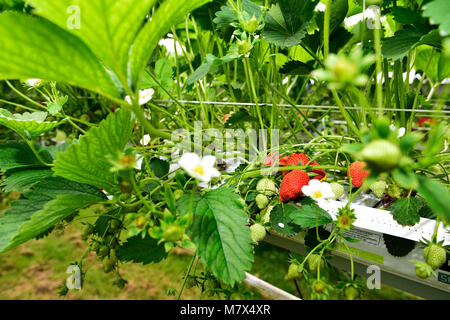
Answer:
[0,141,52,171]
[46,101,64,116]
[0,109,67,139]
[116,235,168,265]
[186,52,239,85]
[389,197,421,226]
[423,0,450,36]
[130,0,211,87]
[150,158,170,178]
[187,54,222,85]
[225,109,257,128]
[188,187,253,285]
[270,204,301,235]
[53,108,135,191]
[1,168,53,192]
[329,0,349,33]
[263,0,319,48]
[0,12,120,99]
[27,0,157,83]
[391,7,425,26]
[399,132,423,154]
[415,47,440,81]
[289,204,333,228]
[279,60,314,75]
[213,0,263,30]
[0,177,106,252]
[392,167,419,190]
[382,28,424,60]
[417,175,450,222]
[165,184,176,214]
[141,58,174,96]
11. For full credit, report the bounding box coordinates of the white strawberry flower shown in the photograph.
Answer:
[125,88,154,105]
[140,134,151,146]
[390,124,405,137]
[178,153,220,183]
[25,79,43,87]
[301,180,335,202]
[66,265,81,290]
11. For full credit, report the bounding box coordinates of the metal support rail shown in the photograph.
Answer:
[264,233,450,300]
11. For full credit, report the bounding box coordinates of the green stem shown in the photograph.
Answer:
[373,12,383,116]
[177,252,197,300]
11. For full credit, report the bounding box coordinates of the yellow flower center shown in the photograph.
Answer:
[338,216,351,227]
[312,190,323,199]
[192,164,205,176]
[35,80,42,85]
[120,155,135,166]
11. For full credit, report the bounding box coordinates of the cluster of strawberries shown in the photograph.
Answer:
[265,152,371,203]
[265,152,326,202]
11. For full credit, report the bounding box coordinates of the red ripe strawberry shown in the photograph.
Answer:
[348,161,370,187]
[223,113,231,123]
[309,161,326,181]
[264,153,287,167]
[279,170,310,202]
[282,153,310,176]
[418,117,436,127]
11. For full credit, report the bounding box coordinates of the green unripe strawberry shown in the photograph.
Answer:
[255,194,269,210]
[287,263,303,280]
[237,40,252,55]
[135,215,148,229]
[256,178,277,196]
[98,245,109,257]
[344,286,360,300]
[120,179,133,194]
[414,262,433,279]
[239,184,249,195]
[330,182,344,200]
[261,206,273,224]
[173,189,184,200]
[91,242,100,252]
[229,292,246,300]
[109,249,118,264]
[109,219,121,232]
[103,257,115,273]
[163,225,184,242]
[81,224,94,240]
[370,180,387,198]
[312,280,327,294]
[361,140,402,171]
[244,16,258,34]
[424,244,447,270]
[386,183,403,199]
[333,57,358,83]
[250,223,266,244]
[308,254,325,274]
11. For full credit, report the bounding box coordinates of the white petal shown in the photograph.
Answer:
[208,167,221,178]
[308,179,322,189]
[140,134,151,145]
[26,78,42,86]
[201,155,217,168]
[125,95,132,105]
[398,127,405,137]
[178,153,201,171]
[138,88,154,105]
[302,185,312,196]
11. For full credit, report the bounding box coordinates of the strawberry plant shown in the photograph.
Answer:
[0,0,449,300]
